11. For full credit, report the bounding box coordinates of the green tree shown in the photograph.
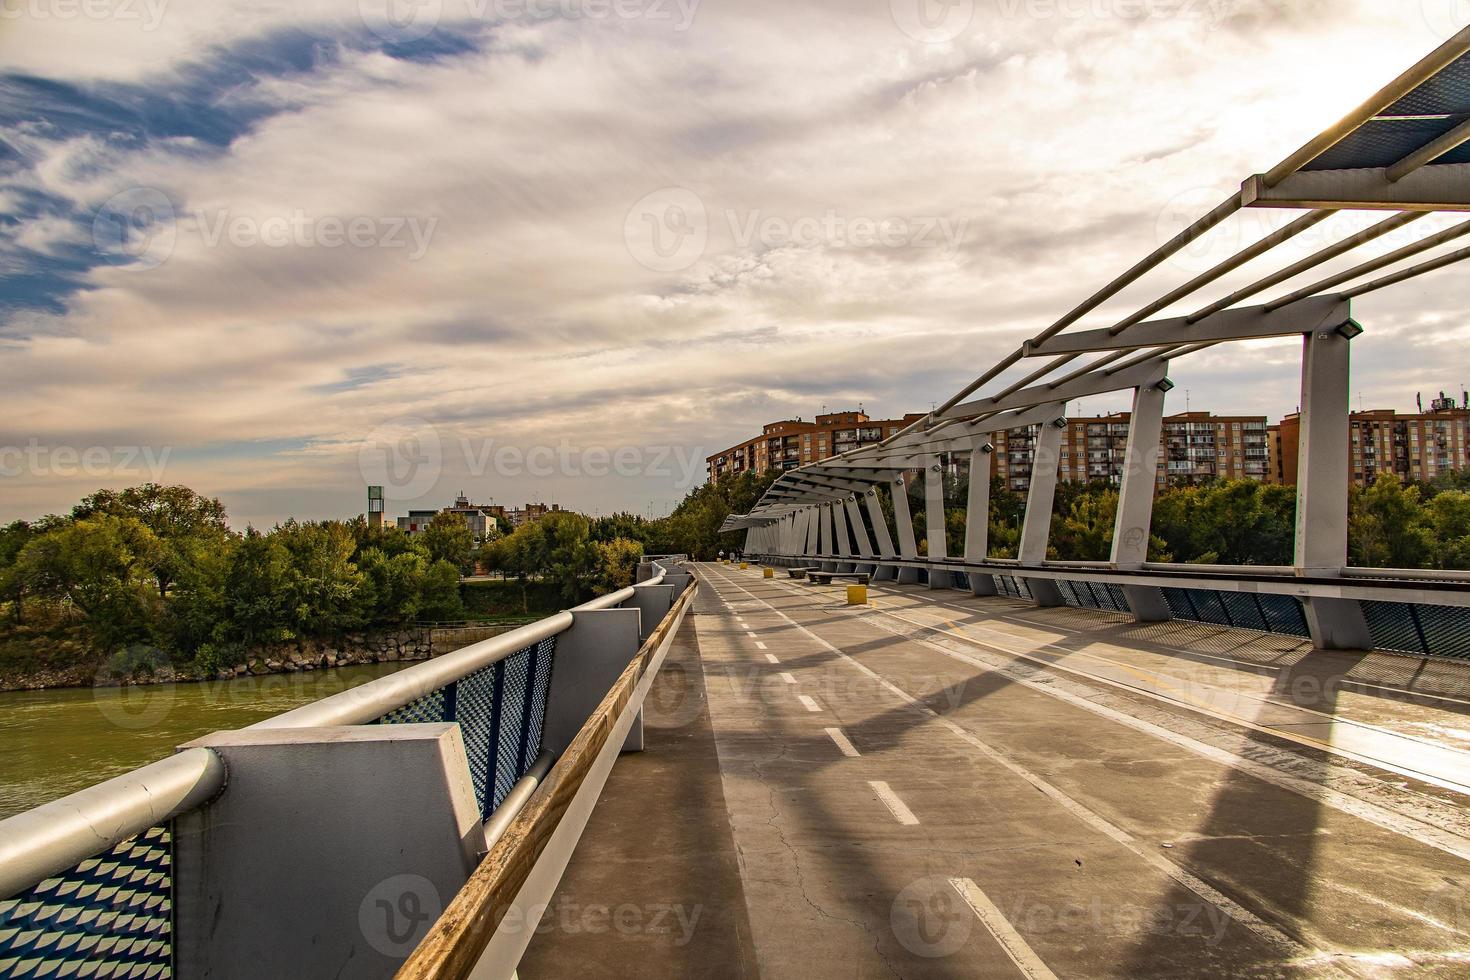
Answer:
[422,511,475,571]
[358,547,428,624]
[274,521,366,635]
[72,484,229,597]
[594,537,645,592]
[222,529,293,647]
[1426,491,1470,569]
[1350,473,1435,569]
[13,515,165,649]
[420,560,466,620]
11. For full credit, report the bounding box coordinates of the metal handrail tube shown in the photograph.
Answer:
[1341,566,1470,583]
[482,752,555,851]
[253,568,668,730]
[0,747,226,899]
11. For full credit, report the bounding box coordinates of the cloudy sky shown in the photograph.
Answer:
[2,0,1468,527]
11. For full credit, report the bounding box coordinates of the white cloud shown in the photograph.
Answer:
[2,2,1468,524]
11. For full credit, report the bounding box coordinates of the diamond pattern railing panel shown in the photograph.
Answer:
[0,824,172,979]
[373,636,558,818]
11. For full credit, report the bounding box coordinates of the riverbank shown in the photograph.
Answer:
[0,621,527,693]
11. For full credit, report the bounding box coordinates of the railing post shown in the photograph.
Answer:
[924,460,949,589]
[174,726,486,979]
[891,474,922,584]
[1113,382,1173,622]
[965,443,998,596]
[1020,412,1066,607]
[1295,325,1374,650]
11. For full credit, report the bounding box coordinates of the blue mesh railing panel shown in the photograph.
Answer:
[995,575,1031,600]
[375,636,558,818]
[1363,601,1430,656]
[1220,592,1269,633]
[1259,594,1312,638]
[1415,603,1470,660]
[0,824,172,979]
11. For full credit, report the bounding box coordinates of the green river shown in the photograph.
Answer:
[0,662,414,819]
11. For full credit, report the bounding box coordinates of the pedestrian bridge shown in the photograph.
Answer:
[8,24,1470,980]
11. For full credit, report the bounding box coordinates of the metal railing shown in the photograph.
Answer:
[0,562,679,977]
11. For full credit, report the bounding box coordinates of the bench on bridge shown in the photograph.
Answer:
[807,570,871,586]
[788,567,817,579]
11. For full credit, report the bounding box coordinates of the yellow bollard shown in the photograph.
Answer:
[847,584,868,606]
[740,562,749,570]
[763,567,774,579]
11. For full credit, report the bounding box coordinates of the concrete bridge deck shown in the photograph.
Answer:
[525,564,1470,978]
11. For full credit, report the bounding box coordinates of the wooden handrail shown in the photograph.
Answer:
[396,575,699,980]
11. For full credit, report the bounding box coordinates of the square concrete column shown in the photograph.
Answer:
[965,444,998,596]
[1112,382,1173,623]
[924,462,949,589]
[865,485,899,582]
[1019,416,1066,607]
[891,474,921,584]
[1295,326,1373,650]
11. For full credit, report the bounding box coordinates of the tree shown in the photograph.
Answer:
[72,484,229,597]
[274,521,366,635]
[1426,491,1470,569]
[420,560,466,620]
[1349,473,1435,570]
[13,515,165,649]
[422,511,475,571]
[222,529,293,647]
[595,537,645,592]
[358,547,428,624]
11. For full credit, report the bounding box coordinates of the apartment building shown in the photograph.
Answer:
[1274,393,1470,487]
[992,412,1270,493]
[396,495,564,541]
[706,410,927,481]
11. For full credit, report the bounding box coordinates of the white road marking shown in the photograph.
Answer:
[950,878,1059,980]
[825,727,861,757]
[746,631,758,639]
[779,672,797,684]
[764,653,780,664]
[738,621,750,628]
[869,780,920,826]
[755,641,768,650]
[709,569,1304,955]
[798,694,821,712]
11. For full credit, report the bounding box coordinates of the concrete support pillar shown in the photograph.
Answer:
[924,462,949,590]
[1295,327,1373,649]
[845,495,876,573]
[1020,416,1065,607]
[965,444,998,596]
[865,486,899,582]
[175,725,486,980]
[803,507,820,558]
[1112,383,1173,623]
[832,499,855,572]
[891,474,921,584]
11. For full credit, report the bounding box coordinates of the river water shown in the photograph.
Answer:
[0,662,414,819]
